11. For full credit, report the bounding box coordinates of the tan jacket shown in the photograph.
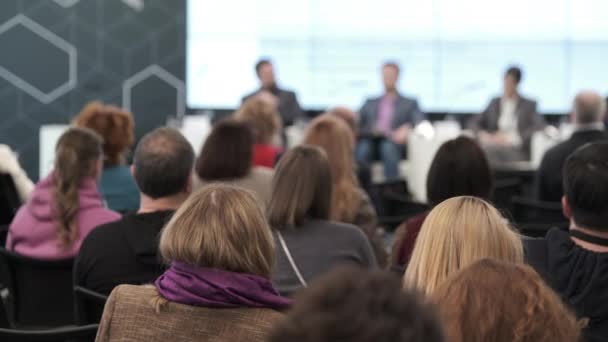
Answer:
[96,285,284,342]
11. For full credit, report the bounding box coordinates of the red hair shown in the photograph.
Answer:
[72,101,135,167]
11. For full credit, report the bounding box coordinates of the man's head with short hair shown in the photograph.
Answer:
[268,267,445,342]
[573,91,605,125]
[563,142,608,231]
[255,59,275,89]
[382,61,401,93]
[503,66,522,98]
[133,127,194,199]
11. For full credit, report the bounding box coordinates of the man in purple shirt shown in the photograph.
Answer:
[356,62,425,180]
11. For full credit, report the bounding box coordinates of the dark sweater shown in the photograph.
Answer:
[536,129,608,202]
[272,219,377,297]
[74,210,174,295]
[525,228,608,342]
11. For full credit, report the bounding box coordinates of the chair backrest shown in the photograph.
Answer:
[0,225,9,248]
[74,287,108,325]
[0,291,12,329]
[511,196,569,238]
[492,178,523,215]
[0,324,98,342]
[512,196,566,223]
[0,174,20,226]
[0,248,75,328]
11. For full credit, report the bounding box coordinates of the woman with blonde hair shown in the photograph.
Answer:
[303,114,386,266]
[96,184,290,342]
[73,101,139,212]
[7,128,120,259]
[435,259,581,342]
[268,146,377,296]
[404,196,522,295]
[235,96,283,168]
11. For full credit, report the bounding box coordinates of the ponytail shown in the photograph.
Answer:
[53,128,102,249]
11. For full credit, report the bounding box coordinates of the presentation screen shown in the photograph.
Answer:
[187,0,608,113]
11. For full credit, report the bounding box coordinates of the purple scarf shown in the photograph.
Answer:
[155,262,291,310]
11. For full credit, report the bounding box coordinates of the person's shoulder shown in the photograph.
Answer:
[278,88,297,97]
[520,95,536,104]
[251,166,274,179]
[309,220,369,242]
[81,217,128,248]
[399,94,418,103]
[543,138,577,164]
[100,208,122,222]
[110,284,158,308]
[242,90,259,102]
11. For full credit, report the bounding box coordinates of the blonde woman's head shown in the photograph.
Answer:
[235,97,282,144]
[404,196,523,296]
[159,184,275,278]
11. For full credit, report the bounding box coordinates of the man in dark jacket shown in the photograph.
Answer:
[242,59,303,127]
[474,66,545,162]
[537,91,608,202]
[525,142,608,342]
[75,128,194,295]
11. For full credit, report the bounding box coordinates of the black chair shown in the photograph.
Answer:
[0,277,98,342]
[511,196,569,237]
[0,324,99,342]
[0,225,9,249]
[0,248,74,328]
[0,174,20,226]
[375,183,429,231]
[74,287,107,325]
[492,178,523,215]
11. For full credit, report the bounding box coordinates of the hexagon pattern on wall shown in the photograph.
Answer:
[0,14,77,104]
[0,0,186,179]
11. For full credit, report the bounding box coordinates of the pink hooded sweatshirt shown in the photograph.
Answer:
[6,174,121,260]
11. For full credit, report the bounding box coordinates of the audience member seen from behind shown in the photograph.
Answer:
[75,128,194,295]
[435,259,581,342]
[73,101,139,212]
[7,128,120,259]
[242,59,303,127]
[0,144,34,203]
[404,196,522,296]
[96,185,290,342]
[391,136,493,268]
[526,142,608,342]
[356,62,425,180]
[328,106,358,135]
[268,146,377,296]
[194,120,273,208]
[475,66,545,162]
[235,97,283,168]
[303,114,386,266]
[537,91,608,202]
[269,267,444,342]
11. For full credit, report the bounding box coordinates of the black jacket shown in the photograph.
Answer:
[536,129,608,202]
[74,210,174,295]
[525,228,608,342]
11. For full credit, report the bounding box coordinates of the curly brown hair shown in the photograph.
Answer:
[268,267,445,342]
[234,97,281,144]
[72,101,135,167]
[434,259,582,342]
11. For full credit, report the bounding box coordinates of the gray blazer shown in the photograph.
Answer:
[243,87,303,126]
[475,96,545,151]
[358,94,425,135]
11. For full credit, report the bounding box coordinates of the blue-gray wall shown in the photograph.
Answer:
[0,0,186,179]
